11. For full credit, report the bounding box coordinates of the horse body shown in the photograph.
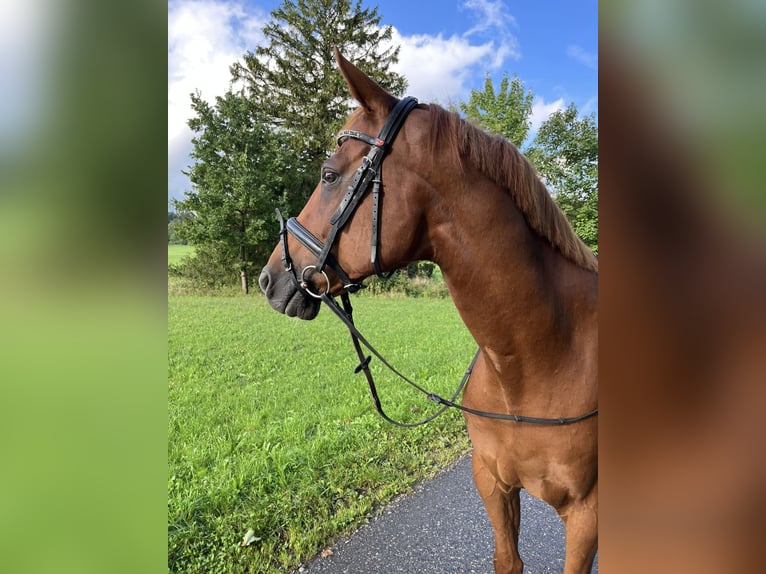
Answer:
[259,49,597,574]
[417,117,598,574]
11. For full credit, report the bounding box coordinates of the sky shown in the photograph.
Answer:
[168,0,598,204]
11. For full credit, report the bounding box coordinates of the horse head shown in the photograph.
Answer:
[259,48,432,319]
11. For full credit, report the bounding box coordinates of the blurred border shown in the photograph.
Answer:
[3,1,765,573]
[600,1,766,571]
[0,2,167,573]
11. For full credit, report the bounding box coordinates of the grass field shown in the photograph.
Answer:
[168,244,195,266]
[169,289,475,573]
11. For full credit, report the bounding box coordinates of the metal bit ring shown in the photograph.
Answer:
[300,265,331,299]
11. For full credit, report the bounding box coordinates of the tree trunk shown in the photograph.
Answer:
[240,243,249,294]
[240,268,249,294]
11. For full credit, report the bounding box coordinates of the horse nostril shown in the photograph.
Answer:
[258,267,272,294]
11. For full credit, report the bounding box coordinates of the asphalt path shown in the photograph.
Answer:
[295,453,597,573]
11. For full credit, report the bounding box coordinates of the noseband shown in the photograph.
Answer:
[278,96,420,298]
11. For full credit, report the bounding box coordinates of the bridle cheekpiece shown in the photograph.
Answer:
[277,96,419,298]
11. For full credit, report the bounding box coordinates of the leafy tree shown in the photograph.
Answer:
[527,103,598,253]
[459,75,597,252]
[172,91,302,293]
[167,211,188,245]
[460,73,534,147]
[230,0,406,204]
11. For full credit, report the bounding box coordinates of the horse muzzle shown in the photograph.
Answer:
[258,264,321,320]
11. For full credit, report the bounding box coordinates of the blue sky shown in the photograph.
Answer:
[168,0,597,203]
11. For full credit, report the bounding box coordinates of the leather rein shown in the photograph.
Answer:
[276,96,598,428]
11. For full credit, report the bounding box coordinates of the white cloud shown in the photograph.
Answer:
[389,29,506,104]
[168,0,266,141]
[461,0,520,69]
[167,0,266,200]
[567,44,597,70]
[581,95,598,117]
[386,0,521,105]
[462,0,518,38]
[529,96,565,134]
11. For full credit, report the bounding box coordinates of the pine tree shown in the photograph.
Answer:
[231,0,406,204]
[173,91,303,292]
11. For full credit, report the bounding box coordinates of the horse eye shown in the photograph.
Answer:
[322,170,340,186]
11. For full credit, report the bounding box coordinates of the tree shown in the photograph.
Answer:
[527,103,598,253]
[167,211,188,245]
[172,91,303,293]
[230,0,406,204]
[460,73,534,147]
[458,75,597,253]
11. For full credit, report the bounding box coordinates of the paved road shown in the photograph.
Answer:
[295,454,597,573]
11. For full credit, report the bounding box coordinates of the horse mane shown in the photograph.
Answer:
[425,104,598,273]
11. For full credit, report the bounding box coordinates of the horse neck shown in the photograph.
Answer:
[428,173,597,397]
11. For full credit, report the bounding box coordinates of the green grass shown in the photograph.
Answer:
[168,244,196,267]
[169,293,475,573]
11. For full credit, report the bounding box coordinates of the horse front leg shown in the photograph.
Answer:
[472,452,523,574]
[561,483,598,574]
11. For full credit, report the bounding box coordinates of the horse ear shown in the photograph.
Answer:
[334,46,397,117]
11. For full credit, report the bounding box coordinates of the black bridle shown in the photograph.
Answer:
[275,96,598,428]
[278,96,420,299]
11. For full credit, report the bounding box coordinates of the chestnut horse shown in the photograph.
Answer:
[259,49,598,574]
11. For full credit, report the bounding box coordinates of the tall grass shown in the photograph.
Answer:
[169,293,475,573]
